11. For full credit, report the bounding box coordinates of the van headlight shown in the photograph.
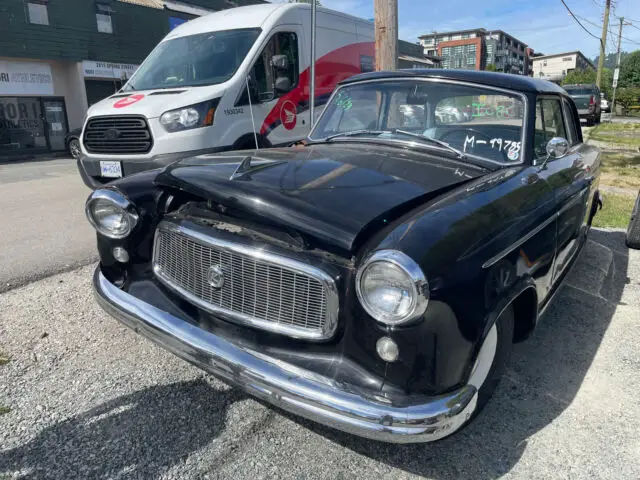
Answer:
[159,99,219,132]
[85,189,139,239]
[356,250,429,326]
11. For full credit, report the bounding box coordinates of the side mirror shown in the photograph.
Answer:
[546,137,569,159]
[275,76,292,94]
[271,54,289,70]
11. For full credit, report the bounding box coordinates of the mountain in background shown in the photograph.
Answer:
[593,51,630,70]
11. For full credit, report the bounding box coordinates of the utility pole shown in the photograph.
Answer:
[596,0,611,88]
[374,0,398,71]
[611,16,629,117]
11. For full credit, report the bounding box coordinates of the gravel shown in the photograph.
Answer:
[1,228,639,479]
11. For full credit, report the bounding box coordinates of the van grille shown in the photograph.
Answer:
[83,115,152,154]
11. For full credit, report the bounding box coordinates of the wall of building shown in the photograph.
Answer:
[531,54,593,81]
[437,38,482,71]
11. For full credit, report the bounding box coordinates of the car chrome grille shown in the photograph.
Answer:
[83,115,152,154]
[152,221,338,340]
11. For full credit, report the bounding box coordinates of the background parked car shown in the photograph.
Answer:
[563,84,601,126]
[65,128,81,159]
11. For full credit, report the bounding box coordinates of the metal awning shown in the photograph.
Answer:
[398,55,437,66]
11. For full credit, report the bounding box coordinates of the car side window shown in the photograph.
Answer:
[249,32,299,102]
[562,99,579,146]
[533,98,567,158]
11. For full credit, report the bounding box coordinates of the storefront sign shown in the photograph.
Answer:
[82,61,139,80]
[0,61,53,96]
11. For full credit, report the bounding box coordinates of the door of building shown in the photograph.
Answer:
[42,99,68,151]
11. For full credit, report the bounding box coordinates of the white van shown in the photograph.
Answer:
[78,3,374,188]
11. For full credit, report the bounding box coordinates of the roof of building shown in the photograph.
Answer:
[340,69,567,94]
[419,28,528,48]
[117,0,263,10]
[531,51,595,67]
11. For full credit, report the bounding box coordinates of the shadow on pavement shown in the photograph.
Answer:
[295,229,630,478]
[0,378,245,479]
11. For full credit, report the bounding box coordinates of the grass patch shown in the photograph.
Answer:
[600,152,640,190]
[589,123,640,146]
[0,351,9,366]
[0,406,10,415]
[592,192,636,229]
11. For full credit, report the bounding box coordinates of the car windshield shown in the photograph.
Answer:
[123,28,261,91]
[309,79,526,164]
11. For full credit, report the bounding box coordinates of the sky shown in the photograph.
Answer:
[272,0,640,59]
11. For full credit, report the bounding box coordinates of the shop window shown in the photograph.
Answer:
[27,1,49,25]
[96,3,114,34]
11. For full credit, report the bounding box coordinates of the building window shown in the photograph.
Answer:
[96,3,114,33]
[562,57,572,62]
[27,1,49,25]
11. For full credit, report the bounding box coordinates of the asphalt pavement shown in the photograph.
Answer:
[1,229,639,479]
[0,158,97,293]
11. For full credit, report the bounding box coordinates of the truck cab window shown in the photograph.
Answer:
[250,32,299,102]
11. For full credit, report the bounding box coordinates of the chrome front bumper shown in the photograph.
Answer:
[94,267,478,443]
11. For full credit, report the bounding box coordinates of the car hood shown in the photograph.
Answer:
[86,84,227,119]
[154,144,487,252]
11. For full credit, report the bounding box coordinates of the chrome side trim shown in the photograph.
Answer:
[482,214,557,269]
[152,220,339,341]
[94,267,478,443]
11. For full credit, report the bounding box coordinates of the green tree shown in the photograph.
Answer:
[620,50,640,88]
[593,51,629,70]
[615,87,640,113]
[562,68,613,98]
[485,64,497,72]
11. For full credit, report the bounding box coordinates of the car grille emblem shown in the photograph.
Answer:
[207,265,225,289]
[104,128,121,140]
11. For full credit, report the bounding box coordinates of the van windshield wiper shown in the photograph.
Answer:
[392,129,466,159]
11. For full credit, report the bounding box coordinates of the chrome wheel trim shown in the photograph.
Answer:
[468,323,498,389]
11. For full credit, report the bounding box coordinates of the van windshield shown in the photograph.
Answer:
[123,28,261,91]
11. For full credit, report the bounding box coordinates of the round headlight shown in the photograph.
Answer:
[356,250,428,326]
[85,189,138,239]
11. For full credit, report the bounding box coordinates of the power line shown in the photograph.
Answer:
[559,0,602,40]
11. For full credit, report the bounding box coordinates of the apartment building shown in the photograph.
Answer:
[530,51,595,83]
[418,28,529,75]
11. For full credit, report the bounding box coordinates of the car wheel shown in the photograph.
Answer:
[467,304,514,420]
[68,138,81,159]
[626,191,640,250]
[596,114,601,124]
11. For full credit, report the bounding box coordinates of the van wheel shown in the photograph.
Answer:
[626,191,640,249]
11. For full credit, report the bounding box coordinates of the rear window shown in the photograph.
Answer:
[564,87,594,95]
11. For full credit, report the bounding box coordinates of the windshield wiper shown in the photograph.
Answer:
[393,129,466,159]
[321,130,390,141]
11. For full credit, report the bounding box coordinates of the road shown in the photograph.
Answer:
[1,230,638,479]
[0,158,97,293]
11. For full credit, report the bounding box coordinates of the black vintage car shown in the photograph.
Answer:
[87,70,601,443]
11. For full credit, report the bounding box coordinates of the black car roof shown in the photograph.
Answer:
[340,69,567,94]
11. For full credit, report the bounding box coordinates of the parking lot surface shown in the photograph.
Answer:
[0,159,96,293]
[1,228,638,479]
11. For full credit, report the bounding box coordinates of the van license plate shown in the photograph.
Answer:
[100,161,123,178]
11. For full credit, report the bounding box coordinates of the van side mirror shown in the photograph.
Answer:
[271,55,289,70]
[275,76,292,94]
